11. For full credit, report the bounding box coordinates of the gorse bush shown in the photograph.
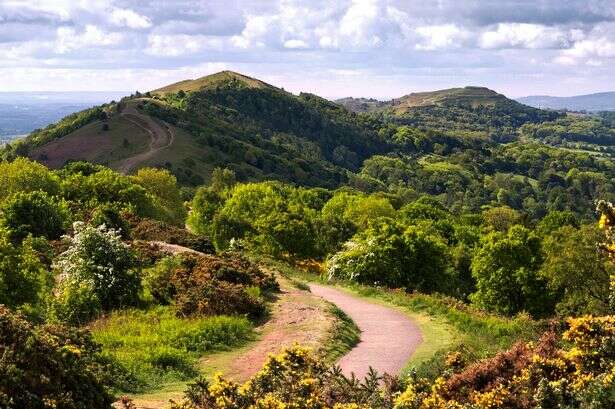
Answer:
[169,316,615,408]
[51,222,140,323]
[0,306,114,409]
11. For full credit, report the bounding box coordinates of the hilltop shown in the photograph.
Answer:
[152,70,277,95]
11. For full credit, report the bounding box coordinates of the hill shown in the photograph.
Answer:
[518,91,615,112]
[4,71,384,188]
[354,86,561,136]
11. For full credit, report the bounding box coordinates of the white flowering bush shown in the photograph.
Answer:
[52,222,140,323]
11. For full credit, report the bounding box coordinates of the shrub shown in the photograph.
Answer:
[0,157,60,201]
[52,222,140,323]
[89,203,132,239]
[0,229,50,311]
[131,217,214,254]
[327,220,450,293]
[0,306,115,409]
[143,255,183,304]
[0,190,70,243]
[170,255,275,318]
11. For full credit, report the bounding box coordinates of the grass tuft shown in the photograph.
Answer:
[91,305,254,393]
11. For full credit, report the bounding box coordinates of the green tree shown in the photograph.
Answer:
[210,167,237,193]
[540,225,612,316]
[0,190,70,243]
[470,225,552,317]
[327,220,450,293]
[132,167,186,225]
[0,158,60,201]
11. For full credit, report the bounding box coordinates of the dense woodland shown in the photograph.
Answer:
[2,73,615,407]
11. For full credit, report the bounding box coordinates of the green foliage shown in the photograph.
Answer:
[327,219,451,293]
[51,223,140,323]
[60,167,162,220]
[91,306,253,392]
[143,255,183,304]
[89,203,132,239]
[0,306,115,409]
[131,167,187,225]
[0,190,70,243]
[540,225,612,316]
[0,157,60,201]
[209,182,322,257]
[0,229,50,312]
[470,225,553,317]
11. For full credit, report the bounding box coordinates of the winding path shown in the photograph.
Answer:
[116,104,175,174]
[310,284,422,378]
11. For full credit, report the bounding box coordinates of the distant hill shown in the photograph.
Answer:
[518,92,615,112]
[338,86,560,135]
[0,92,126,139]
[152,71,275,95]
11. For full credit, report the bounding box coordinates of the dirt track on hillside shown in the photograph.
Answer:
[309,284,422,378]
[116,105,174,173]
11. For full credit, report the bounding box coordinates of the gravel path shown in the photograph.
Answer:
[309,284,422,378]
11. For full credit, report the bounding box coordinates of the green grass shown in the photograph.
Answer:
[319,305,361,364]
[91,306,254,393]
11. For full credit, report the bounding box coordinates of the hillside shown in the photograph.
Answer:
[5,71,384,187]
[334,97,387,113]
[518,91,615,112]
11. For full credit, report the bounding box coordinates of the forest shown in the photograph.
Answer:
[2,72,615,408]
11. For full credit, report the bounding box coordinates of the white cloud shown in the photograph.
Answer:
[284,39,309,49]
[110,8,152,29]
[415,24,467,50]
[480,23,572,49]
[146,34,226,56]
[55,25,123,54]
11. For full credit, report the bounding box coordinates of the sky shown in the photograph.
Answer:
[1,0,615,99]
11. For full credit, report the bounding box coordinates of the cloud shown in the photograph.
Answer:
[110,8,151,29]
[55,25,123,54]
[415,24,468,50]
[145,34,225,56]
[1,0,615,97]
[480,23,576,49]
